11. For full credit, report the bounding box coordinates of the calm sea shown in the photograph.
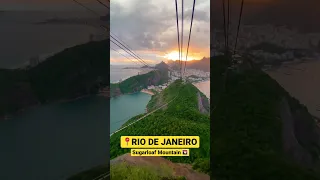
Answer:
[110,65,141,83]
[0,66,154,180]
[110,65,152,134]
[193,80,210,99]
[0,96,109,180]
[110,93,151,134]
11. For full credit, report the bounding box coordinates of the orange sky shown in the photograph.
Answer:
[110,45,210,65]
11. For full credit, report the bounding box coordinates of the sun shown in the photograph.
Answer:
[163,51,199,61]
[163,51,180,61]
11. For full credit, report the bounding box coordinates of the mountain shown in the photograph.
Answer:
[154,61,169,71]
[110,70,168,97]
[211,55,320,179]
[167,57,210,72]
[29,40,109,102]
[0,40,109,118]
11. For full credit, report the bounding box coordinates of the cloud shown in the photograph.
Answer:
[110,0,210,64]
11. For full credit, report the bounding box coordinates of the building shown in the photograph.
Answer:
[148,85,155,90]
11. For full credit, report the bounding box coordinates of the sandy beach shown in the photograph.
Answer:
[141,89,155,95]
[266,60,320,117]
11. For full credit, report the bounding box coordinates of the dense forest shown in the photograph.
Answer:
[0,40,109,117]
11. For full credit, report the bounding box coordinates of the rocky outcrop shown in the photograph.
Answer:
[111,153,210,180]
[197,92,209,114]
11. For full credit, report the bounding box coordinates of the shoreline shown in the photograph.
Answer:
[140,89,155,95]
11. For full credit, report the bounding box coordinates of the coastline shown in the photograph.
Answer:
[140,89,155,95]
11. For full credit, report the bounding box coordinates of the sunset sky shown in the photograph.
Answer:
[110,0,210,65]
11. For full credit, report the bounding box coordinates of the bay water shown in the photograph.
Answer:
[110,65,151,133]
[0,96,109,180]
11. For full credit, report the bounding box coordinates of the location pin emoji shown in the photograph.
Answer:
[125,137,130,146]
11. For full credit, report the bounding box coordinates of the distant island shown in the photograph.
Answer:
[122,66,142,69]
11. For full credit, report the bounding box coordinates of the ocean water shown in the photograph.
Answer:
[0,96,109,180]
[194,80,210,99]
[110,93,151,134]
[110,65,141,83]
[110,65,152,134]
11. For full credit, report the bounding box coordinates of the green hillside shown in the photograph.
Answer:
[0,40,109,117]
[211,55,320,179]
[110,70,168,97]
[110,79,210,172]
[28,40,109,103]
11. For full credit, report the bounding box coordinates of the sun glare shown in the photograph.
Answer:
[163,51,180,60]
[163,51,200,61]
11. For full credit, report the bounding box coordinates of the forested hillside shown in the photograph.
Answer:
[0,40,109,117]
